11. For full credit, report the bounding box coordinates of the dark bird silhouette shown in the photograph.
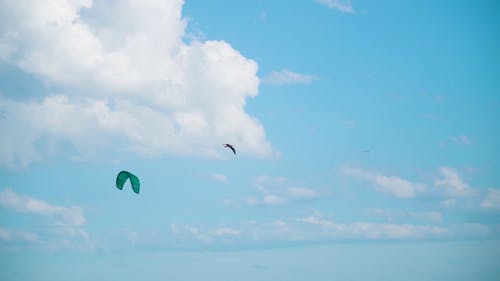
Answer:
[223,144,236,155]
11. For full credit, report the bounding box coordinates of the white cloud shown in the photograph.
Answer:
[181,225,214,243]
[0,189,94,251]
[244,175,321,206]
[262,69,318,85]
[341,166,425,198]
[274,220,287,228]
[439,134,472,149]
[374,175,424,198]
[287,187,318,199]
[298,212,447,239]
[481,189,500,210]
[341,166,481,201]
[210,173,228,183]
[263,195,286,205]
[169,224,240,243]
[222,175,322,207]
[315,0,354,13]
[434,167,473,197]
[244,197,258,206]
[0,0,273,168]
[254,175,287,185]
[0,227,40,243]
[211,227,240,236]
[45,226,95,251]
[364,208,443,223]
[167,211,495,248]
[442,198,457,208]
[298,215,337,229]
[169,223,181,234]
[408,212,443,223]
[0,188,85,225]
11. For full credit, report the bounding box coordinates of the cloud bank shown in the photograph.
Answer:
[0,0,273,168]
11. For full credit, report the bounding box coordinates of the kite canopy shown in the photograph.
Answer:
[116,170,140,194]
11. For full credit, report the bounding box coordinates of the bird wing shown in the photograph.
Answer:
[224,144,236,154]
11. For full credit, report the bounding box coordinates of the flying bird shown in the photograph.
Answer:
[223,144,236,155]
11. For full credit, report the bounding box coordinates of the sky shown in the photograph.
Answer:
[0,0,499,280]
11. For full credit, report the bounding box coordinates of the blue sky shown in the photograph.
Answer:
[0,0,499,280]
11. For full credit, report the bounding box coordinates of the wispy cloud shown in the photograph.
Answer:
[287,187,319,199]
[169,224,241,244]
[262,70,318,85]
[222,176,321,207]
[210,173,228,183]
[248,175,320,205]
[211,227,241,236]
[481,189,500,210]
[364,208,443,223]
[298,214,447,239]
[450,134,472,146]
[0,188,85,225]
[262,195,286,205]
[341,166,480,201]
[439,134,472,148]
[315,0,354,13]
[434,167,474,197]
[341,166,425,198]
[166,211,494,248]
[0,227,40,243]
[0,189,95,252]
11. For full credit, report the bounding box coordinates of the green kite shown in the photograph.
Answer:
[116,170,140,194]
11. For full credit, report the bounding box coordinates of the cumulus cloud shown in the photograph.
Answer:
[0,188,85,225]
[0,0,273,168]
[341,165,482,202]
[262,69,318,85]
[341,166,425,198]
[315,0,354,13]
